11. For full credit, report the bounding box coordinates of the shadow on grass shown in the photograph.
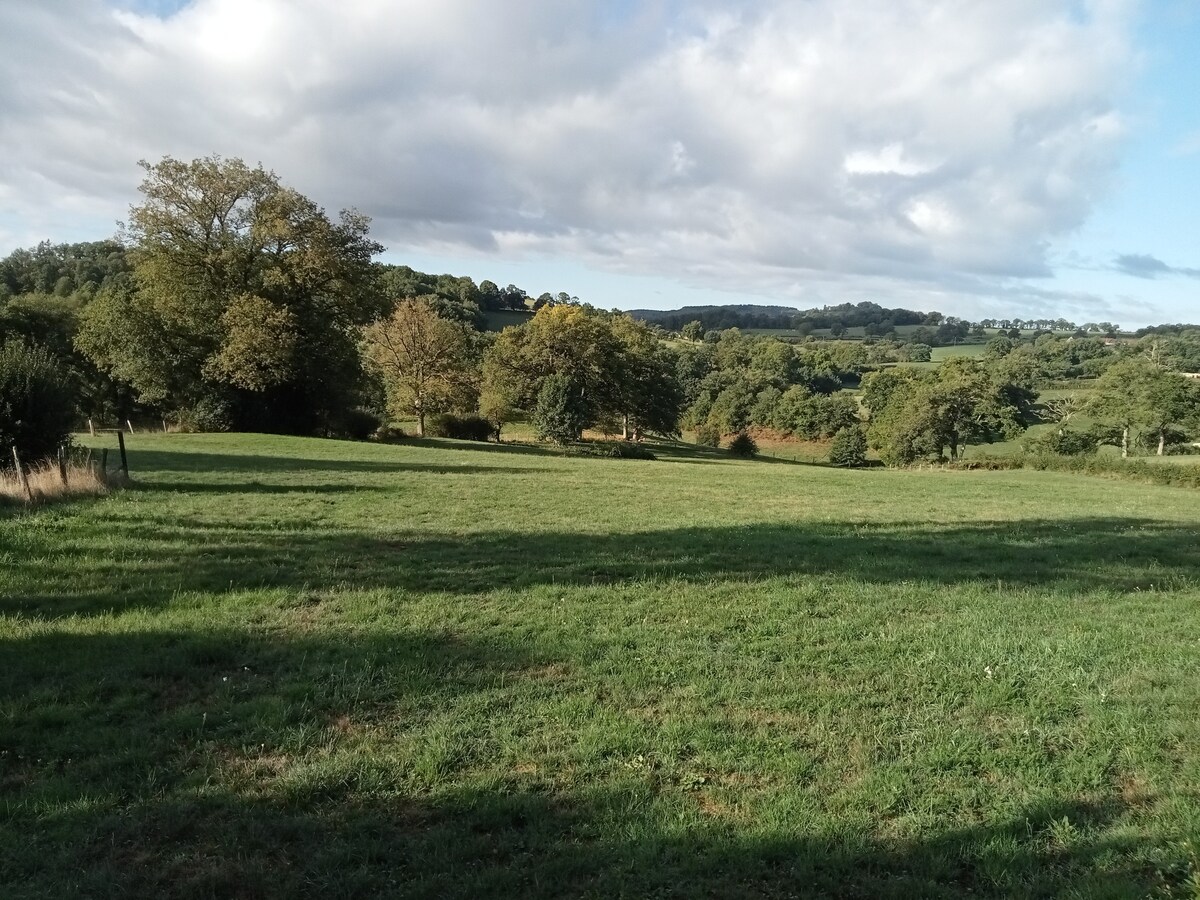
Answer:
[7,517,1198,619]
[0,627,1182,898]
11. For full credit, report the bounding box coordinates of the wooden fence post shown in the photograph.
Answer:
[11,447,33,503]
[117,431,129,478]
[126,419,135,435]
[57,446,68,485]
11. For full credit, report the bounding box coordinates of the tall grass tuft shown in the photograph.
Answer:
[0,460,110,506]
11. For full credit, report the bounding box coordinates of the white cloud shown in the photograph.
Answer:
[0,0,1137,317]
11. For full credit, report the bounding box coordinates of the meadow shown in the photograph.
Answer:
[3,432,1200,898]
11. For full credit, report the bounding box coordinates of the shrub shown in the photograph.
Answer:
[336,408,382,441]
[372,424,407,443]
[569,441,657,460]
[828,424,868,467]
[694,422,721,447]
[178,396,234,433]
[0,340,76,465]
[1023,428,1098,457]
[727,430,758,458]
[428,414,494,442]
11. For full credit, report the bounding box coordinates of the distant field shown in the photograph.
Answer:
[3,433,1200,897]
[482,308,533,331]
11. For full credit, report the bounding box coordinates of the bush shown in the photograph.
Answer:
[372,424,407,443]
[1023,428,1098,457]
[336,408,381,441]
[727,430,758,458]
[0,340,76,465]
[828,424,868,467]
[569,441,657,460]
[178,396,234,433]
[694,422,721,447]
[428,414,495,442]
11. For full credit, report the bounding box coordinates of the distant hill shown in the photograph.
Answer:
[628,302,937,333]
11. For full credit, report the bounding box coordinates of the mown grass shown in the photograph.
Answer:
[3,432,1200,898]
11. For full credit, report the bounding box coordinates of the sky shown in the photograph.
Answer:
[0,0,1197,327]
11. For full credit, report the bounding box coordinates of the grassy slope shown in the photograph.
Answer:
[3,433,1200,898]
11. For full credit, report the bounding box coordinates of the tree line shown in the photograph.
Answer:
[2,154,1199,470]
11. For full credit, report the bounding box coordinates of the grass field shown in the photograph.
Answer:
[482,309,534,331]
[3,433,1200,898]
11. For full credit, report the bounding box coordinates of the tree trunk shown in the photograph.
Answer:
[417,411,425,438]
[1158,430,1165,456]
[1121,425,1128,459]
[622,414,630,441]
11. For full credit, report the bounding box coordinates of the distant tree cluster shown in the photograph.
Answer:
[862,359,1035,464]
[676,329,865,439]
[634,301,936,335]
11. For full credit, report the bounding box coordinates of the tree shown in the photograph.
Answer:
[681,320,704,342]
[532,374,588,444]
[867,359,1027,464]
[481,305,680,439]
[1089,358,1200,456]
[363,298,477,437]
[828,424,868,467]
[77,155,383,432]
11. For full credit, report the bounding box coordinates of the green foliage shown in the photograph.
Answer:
[1020,452,1200,489]
[532,374,588,445]
[482,305,681,439]
[899,343,932,362]
[828,424,869,467]
[984,336,1016,358]
[867,359,1028,465]
[177,395,235,433]
[1088,357,1200,456]
[427,414,495,442]
[1022,429,1099,457]
[0,239,130,299]
[694,422,721,447]
[0,340,76,464]
[363,298,479,438]
[334,408,382,441]
[1133,425,1190,453]
[76,155,384,432]
[568,441,658,460]
[727,430,758,457]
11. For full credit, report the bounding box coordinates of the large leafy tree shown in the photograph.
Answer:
[363,298,478,437]
[481,305,682,440]
[77,156,384,432]
[866,359,1028,464]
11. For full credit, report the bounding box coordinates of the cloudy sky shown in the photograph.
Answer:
[1,0,1197,326]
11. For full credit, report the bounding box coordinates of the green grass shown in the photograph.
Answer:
[3,432,1200,898]
[483,309,534,331]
